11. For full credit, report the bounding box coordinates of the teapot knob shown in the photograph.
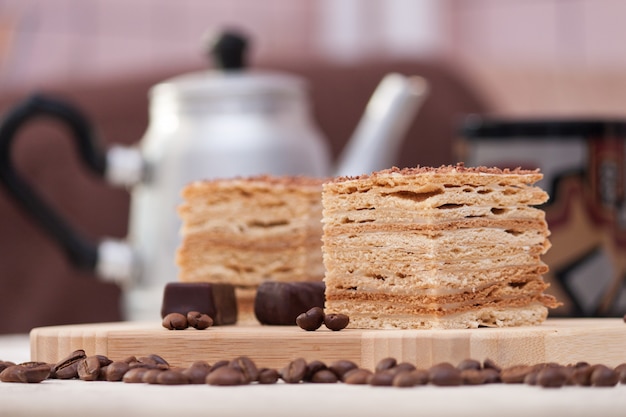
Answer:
[208,29,249,70]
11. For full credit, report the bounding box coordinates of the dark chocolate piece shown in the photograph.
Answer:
[254,281,325,325]
[160,282,237,325]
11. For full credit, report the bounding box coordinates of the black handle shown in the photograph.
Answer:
[0,94,107,270]
[209,29,249,70]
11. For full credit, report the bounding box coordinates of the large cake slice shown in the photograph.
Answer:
[176,175,325,321]
[322,164,560,329]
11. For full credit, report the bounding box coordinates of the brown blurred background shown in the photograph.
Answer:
[1,0,625,333]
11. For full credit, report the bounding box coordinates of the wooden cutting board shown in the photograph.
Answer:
[30,318,626,370]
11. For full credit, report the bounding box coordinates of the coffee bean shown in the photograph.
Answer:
[614,363,626,384]
[77,356,101,381]
[142,369,163,384]
[122,356,138,364]
[0,365,22,382]
[394,362,417,374]
[209,360,229,373]
[106,361,130,382]
[572,364,594,386]
[328,360,357,380]
[296,307,325,331]
[162,312,188,330]
[52,349,86,379]
[123,367,149,383]
[461,369,487,385]
[524,370,539,385]
[481,368,501,384]
[0,361,15,373]
[230,356,258,382]
[343,368,373,385]
[457,359,482,371]
[183,362,211,384]
[281,358,307,383]
[138,355,169,369]
[501,365,534,384]
[482,358,501,373]
[429,363,462,386]
[304,360,327,381]
[393,369,429,387]
[157,370,190,385]
[369,370,396,386]
[591,365,619,387]
[206,366,247,386]
[375,357,397,373]
[258,368,279,384]
[0,364,50,383]
[311,369,338,383]
[537,366,568,388]
[187,311,213,330]
[324,313,349,331]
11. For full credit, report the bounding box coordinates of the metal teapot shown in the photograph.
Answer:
[0,31,428,320]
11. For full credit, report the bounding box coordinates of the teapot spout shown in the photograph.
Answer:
[334,73,429,177]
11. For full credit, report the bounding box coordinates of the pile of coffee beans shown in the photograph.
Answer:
[162,311,213,330]
[296,307,349,331]
[2,350,626,388]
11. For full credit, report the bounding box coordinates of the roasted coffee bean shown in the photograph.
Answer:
[296,307,325,331]
[281,358,307,383]
[591,365,619,387]
[0,364,50,383]
[95,355,112,367]
[614,363,626,384]
[52,349,86,379]
[123,367,150,383]
[142,369,163,384]
[311,369,338,383]
[324,313,349,331]
[0,365,22,382]
[106,361,130,382]
[183,361,211,384]
[328,360,357,380]
[187,311,214,330]
[393,362,417,374]
[429,363,462,386]
[209,360,229,373]
[369,370,396,386]
[206,366,247,386]
[457,359,482,371]
[461,369,487,385]
[481,368,501,384]
[304,360,327,381]
[571,364,594,386]
[157,370,190,385]
[0,361,15,373]
[482,358,501,373]
[392,370,429,387]
[501,365,534,384]
[230,356,258,382]
[122,356,138,364]
[375,357,397,373]
[258,368,279,384]
[524,370,539,385]
[162,312,188,330]
[343,368,373,385]
[537,366,568,388]
[77,356,102,381]
[137,355,169,369]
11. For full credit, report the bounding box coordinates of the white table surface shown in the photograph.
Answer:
[2,334,626,417]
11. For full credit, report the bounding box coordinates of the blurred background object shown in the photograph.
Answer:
[1,0,625,333]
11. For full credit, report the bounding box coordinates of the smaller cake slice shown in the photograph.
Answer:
[322,164,560,329]
[176,175,325,321]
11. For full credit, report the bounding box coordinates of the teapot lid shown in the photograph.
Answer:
[151,30,306,100]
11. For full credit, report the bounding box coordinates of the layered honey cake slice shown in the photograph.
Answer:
[322,164,560,329]
[176,175,325,321]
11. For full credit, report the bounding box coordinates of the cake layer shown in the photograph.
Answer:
[343,303,549,329]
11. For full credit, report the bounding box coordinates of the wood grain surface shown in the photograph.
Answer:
[30,318,626,369]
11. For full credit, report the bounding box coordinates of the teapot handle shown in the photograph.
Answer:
[0,94,107,271]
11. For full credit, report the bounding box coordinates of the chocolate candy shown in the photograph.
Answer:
[161,282,237,325]
[254,281,325,325]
